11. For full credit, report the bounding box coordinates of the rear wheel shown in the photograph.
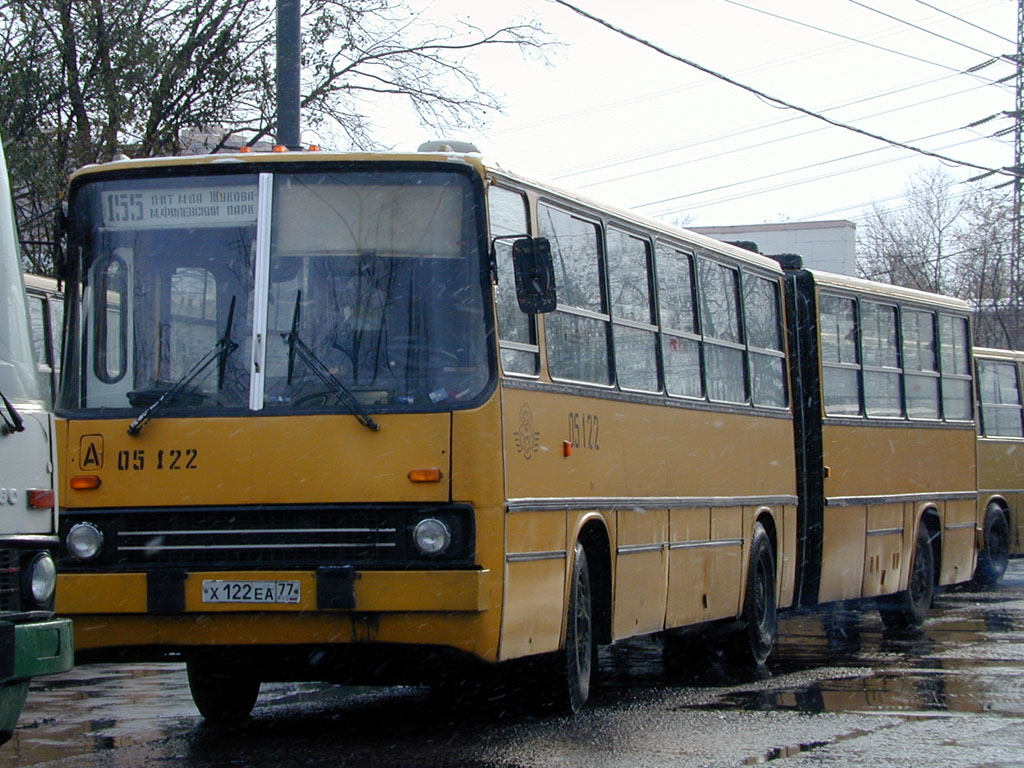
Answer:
[973,504,1010,587]
[187,657,261,724]
[730,521,777,666]
[878,524,934,630]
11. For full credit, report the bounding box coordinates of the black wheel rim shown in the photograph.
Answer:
[573,560,593,680]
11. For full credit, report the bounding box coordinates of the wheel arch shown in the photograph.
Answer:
[574,516,612,646]
[919,507,942,585]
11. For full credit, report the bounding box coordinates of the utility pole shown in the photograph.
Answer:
[277,0,302,149]
[1013,0,1024,345]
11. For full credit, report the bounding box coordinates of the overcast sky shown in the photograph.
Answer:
[367,0,1015,230]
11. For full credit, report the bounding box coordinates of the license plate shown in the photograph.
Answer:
[202,580,301,604]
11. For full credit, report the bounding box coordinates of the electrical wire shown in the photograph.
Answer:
[721,0,1011,85]
[553,71,970,180]
[644,134,995,218]
[570,80,999,190]
[910,0,1014,45]
[846,0,1002,59]
[549,0,1018,181]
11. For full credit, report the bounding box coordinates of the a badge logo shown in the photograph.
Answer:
[513,404,540,460]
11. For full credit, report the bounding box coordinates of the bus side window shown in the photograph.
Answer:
[490,186,538,376]
[939,314,972,421]
[861,300,901,417]
[743,274,787,408]
[978,359,1023,437]
[93,255,128,384]
[902,308,939,419]
[699,259,745,404]
[819,294,861,416]
[656,245,702,399]
[607,228,657,392]
[540,204,610,385]
[27,293,51,374]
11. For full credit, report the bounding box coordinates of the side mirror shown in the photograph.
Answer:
[512,237,556,314]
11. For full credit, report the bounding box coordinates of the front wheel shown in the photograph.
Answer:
[729,521,777,666]
[878,523,934,630]
[187,657,261,724]
[973,505,1010,587]
[538,542,595,713]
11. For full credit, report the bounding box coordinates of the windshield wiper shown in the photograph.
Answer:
[127,296,239,436]
[283,291,380,431]
[0,387,24,435]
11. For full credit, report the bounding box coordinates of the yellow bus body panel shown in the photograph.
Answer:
[820,421,977,602]
[977,437,1024,554]
[60,414,452,506]
[498,382,797,654]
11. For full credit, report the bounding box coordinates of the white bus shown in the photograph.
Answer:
[0,133,73,743]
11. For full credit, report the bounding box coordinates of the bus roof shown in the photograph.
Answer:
[974,346,1024,362]
[805,267,972,313]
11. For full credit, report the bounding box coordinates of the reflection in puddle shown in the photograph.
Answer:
[0,664,198,766]
[0,563,1021,765]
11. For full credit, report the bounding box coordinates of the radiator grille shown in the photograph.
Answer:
[60,505,474,571]
[0,548,21,614]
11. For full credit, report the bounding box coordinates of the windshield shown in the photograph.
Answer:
[61,164,493,416]
[0,142,44,405]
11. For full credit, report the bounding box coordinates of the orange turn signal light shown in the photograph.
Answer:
[238,146,253,153]
[408,468,443,483]
[70,475,101,490]
[272,144,288,153]
[563,440,574,457]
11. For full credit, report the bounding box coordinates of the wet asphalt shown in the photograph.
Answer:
[3,559,1024,767]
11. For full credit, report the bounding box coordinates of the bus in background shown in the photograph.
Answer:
[972,346,1022,585]
[23,274,63,404]
[0,134,73,743]
[53,145,973,721]
[779,257,978,628]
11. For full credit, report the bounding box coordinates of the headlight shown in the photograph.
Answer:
[412,518,451,556]
[29,553,57,604]
[67,522,104,561]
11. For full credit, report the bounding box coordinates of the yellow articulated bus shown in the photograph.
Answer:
[778,259,978,628]
[53,145,976,720]
[972,346,1023,584]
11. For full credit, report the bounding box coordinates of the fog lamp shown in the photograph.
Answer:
[412,518,451,556]
[67,522,104,561]
[29,553,57,604]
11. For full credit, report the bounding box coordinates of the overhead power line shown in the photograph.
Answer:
[722,0,1010,85]
[570,80,998,190]
[910,0,1015,45]
[847,0,1002,59]
[549,0,1019,181]
[554,71,974,180]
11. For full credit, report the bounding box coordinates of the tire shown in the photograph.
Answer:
[186,657,261,724]
[730,521,778,666]
[541,542,595,713]
[973,505,1010,588]
[878,523,934,631]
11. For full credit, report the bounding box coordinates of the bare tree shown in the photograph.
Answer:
[857,166,968,295]
[0,0,548,274]
[856,165,1018,347]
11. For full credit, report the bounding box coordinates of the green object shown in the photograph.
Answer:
[0,619,73,744]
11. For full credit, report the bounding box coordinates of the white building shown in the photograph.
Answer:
[692,220,856,276]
